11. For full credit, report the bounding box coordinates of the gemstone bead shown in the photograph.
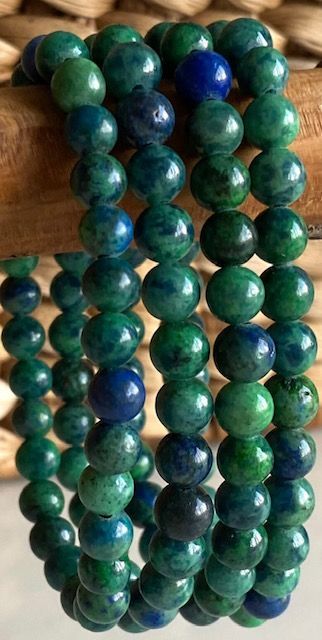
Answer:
[35,31,89,81]
[51,58,105,112]
[135,204,194,262]
[57,446,87,491]
[156,379,213,434]
[205,555,255,599]
[231,605,264,628]
[267,428,316,479]
[91,24,143,67]
[194,572,243,617]
[207,20,228,49]
[215,482,271,530]
[267,477,315,526]
[126,481,160,527]
[254,564,300,598]
[131,443,154,481]
[255,206,308,264]
[69,492,86,527]
[88,367,145,423]
[21,35,45,82]
[207,266,264,324]
[79,511,133,561]
[261,265,314,321]
[175,50,232,103]
[142,263,200,322]
[12,399,53,438]
[126,356,144,379]
[44,545,81,591]
[149,531,206,579]
[264,524,309,570]
[73,599,115,632]
[60,575,79,620]
[85,421,141,474]
[156,433,213,487]
[50,271,87,312]
[49,312,87,358]
[54,251,92,276]
[118,612,145,633]
[139,524,158,562]
[19,480,64,522]
[187,101,243,156]
[267,321,317,376]
[150,321,209,380]
[129,581,178,629]
[81,312,139,367]
[191,154,250,210]
[65,105,117,154]
[78,466,134,516]
[244,590,290,620]
[70,153,127,207]
[237,47,289,96]
[250,149,306,206]
[78,554,130,596]
[0,276,41,315]
[116,88,175,147]
[127,144,185,205]
[53,402,94,445]
[212,523,268,570]
[265,374,319,428]
[217,435,273,485]
[2,316,45,359]
[125,310,145,342]
[139,562,194,610]
[216,18,272,71]
[52,358,93,401]
[0,256,38,277]
[200,210,257,266]
[77,583,130,624]
[10,359,52,399]
[16,437,60,480]
[180,596,218,626]
[215,381,274,437]
[145,21,173,54]
[11,64,34,86]
[214,324,276,382]
[160,22,213,74]
[29,516,75,560]
[244,94,299,149]
[102,42,162,100]
[155,485,214,541]
[83,257,140,313]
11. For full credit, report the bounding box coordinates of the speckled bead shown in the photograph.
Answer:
[73,599,115,632]
[85,421,141,474]
[44,545,81,591]
[54,251,92,276]
[206,266,264,324]
[2,316,45,359]
[191,154,250,211]
[267,477,315,526]
[237,46,289,97]
[254,563,300,598]
[116,88,175,147]
[215,381,274,438]
[51,58,106,112]
[175,50,232,103]
[231,605,264,628]
[35,31,89,81]
[214,324,276,382]
[29,516,75,560]
[82,257,140,312]
[216,18,272,71]
[65,105,117,154]
[150,321,209,380]
[200,210,258,266]
[149,531,206,579]
[155,485,214,541]
[53,402,94,445]
[255,206,308,264]
[127,144,185,205]
[215,482,271,530]
[12,399,53,438]
[78,466,134,516]
[60,575,79,620]
[264,524,309,570]
[217,435,273,485]
[128,581,178,629]
[267,321,317,376]
[77,583,130,624]
[0,276,41,315]
[49,312,87,359]
[88,367,145,423]
[102,42,162,100]
[205,555,255,599]
[187,101,243,156]
[130,443,154,481]
[126,480,160,527]
[156,433,213,487]
[250,149,306,206]
[142,263,200,322]
[52,358,93,402]
[19,480,64,522]
[244,590,290,620]
[156,379,213,434]
[160,22,213,74]
[57,446,87,491]
[244,94,299,149]
[10,359,52,399]
[180,596,219,626]
[265,374,319,429]
[261,265,314,321]
[79,510,133,561]
[81,312,139,367]
[139,562,194,610]
[16,436,60,480]
[267,428,316,479]
[135,204,194,262]
[212,523,268,570]
[0,256,38,277]
[21,35,45,82]
[194,572,244,617]
[69,492,86,527]
[70,152,127,207]
[91,24,143,67]
[50,271,87,313]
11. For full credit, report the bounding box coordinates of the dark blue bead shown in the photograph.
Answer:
[175,50,232,103]
[155,485,214,541]
[214,323,276,382]
[155,433,213,487]
[65,105,117,154]
[0,276,41,316]
[267,429,316,480]
[116,88,175,148]
[88,367,146,422]
[244,590,290,619]
[21,35,45,82]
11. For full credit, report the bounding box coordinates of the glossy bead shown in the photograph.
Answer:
[244,590,290,620]
[57,446,87,491]
[79,554,130,596]
[264,524,309,570]
[250,149,306,206]
[85,421,141,474]
[79,466,134,516]
[267,477,315,526]
[155,485,214,541]
[160,22,213,74]
[212,523,268,570]
[175,50,232,103]
[81,312,139,367]
[11,63,34,86]
[265,374,319,429]
[207,266,264,324]
[51,57,105,112]
[135,204,194,262]
[50,271,87,313]
[127,144,185,205]
[194,572,243,617]
[214,324,276,382]
[267,428,316,480]
[53,402,94,445]
[261,265,314,321]
[29,516,75,560]
[54,251,92,276]
[44,545,81,591]
[21,35,45,82]
[130,561,141,582]
[69,492,86,527]
[268,321,317,376]
[139,562,194,610]
[118,612,146,633]
[205,555,255,599]
[215,482,271,530]
[0,256,38,277]
[126,481,160,527]
[254,563,300,598]
[144,21,173,55]
[150,321,209,380]
[150,531,206,579]
[129,581,178,629]
[126,356,144,379]
[255,206,308,264]
[79,204,133,258]
[156,379,213,434]
[16,437,60,480]
[70,152,127,207]
[77,583,130,624]
[131,443,154,481]
[19,480,64,522]
[217,435,273,485]
[180,239,200,265]
[117,88,175,148]
[191,154,250,211]
[12,399,53,438]
[10,359,52,399]
[187,101,243,156]
[35,31,89,80]
[207,20,229,49]
[60,575,79,620]
[79,510,133,561]
[231,605,264,628]
[156,433,213,487]
[180,596,218,626]
[215,381,274,438]
[0,276,41,315]
[49,312,87,359]
[125,310,145,343]
[216,18,272,71]
[200,210,257,266]
[91,24,143,67]
[65,104,117,154]
[142,263,200,322]
[237,47,289,96]
[102,42,161,100]
[2,316,44,359]
[244,94,299,149]
[139,523,158,562]
[82,257,140,312]
[88,367,145,423]
[73,599,115,632]
[52,358,93,401]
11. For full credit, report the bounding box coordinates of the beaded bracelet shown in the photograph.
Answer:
[3,16,318,632]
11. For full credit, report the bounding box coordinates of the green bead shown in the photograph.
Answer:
[54,251,92,276]
[215,482,271,530]
[44,545,81,591]
[124,309,145,342]
[187,101,244,156]
[9,358,52,399]
[268,321,317,377]
[53,402,94,445]
[216,18,272,71]
[142,264,200,322]
[2,316,44,359]
[150,321,209,380]
[118,612,146,633]
[139,562,194,610]
[254,563,300,598]
[127,481,161,527]
[250,149,306,206]
[244,94,299,149]
[191,154,250,211]
[70,152,127,207]
[194,572,243,617]
[35,31,89,81]
[16,437,60,480]
[255,206,308,264]
[57,446,87,491]
[78,554,130,595]
[139,524,157,562]
[145,22,173,55]
[267,477,315,526]
[0,256,38,276]
[69,491,86,527]
[79,510,133,561]
[160,22,213,74]
[200,210,258,266]
[207,20,229,50]
[205,555,255,599]
[52,358,93,402]
[237,47,289,96]
[50,271,87,313]
[51,57,105,112]
[49,312,87,358]
[212,523,268,570]
[150,531,206,579]
[82,257,140,312]
[29,516,75,560]
[215,381,274,438]
[156,379,213,434]
[84,421,141,474]
[127,144,185,205]
[206,266,264,324]
[131,443,154,481]
[231,605,264,628]
[261,265,314,322]
[130,561,141,582]
[129,581,178,629]
[217,435,273,485]
[78,466,134,516]
[19,480,64,522]
[92,24,143,67]
[79,204,132,258]
[77,583,130,624]
[134,204,194,262]
[12,399,53,438]
[73,599,115,632]
[180,596,218,626]
[264,524,309,570]
[265,374,319,429]
[103,42,161,100]
[81,312,139,367]
[60,575,79,620]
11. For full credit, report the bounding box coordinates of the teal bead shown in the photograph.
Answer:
[139,523,158,562]
[139,562,194,610]
[77,583,130,624]
[57,446,87,491]
[131,443,154,481]
[231,605,264,628]
[82,257,140,312]
[44,545,81,591]
[216,18,272,71]
[51,58,106,112]
[81,312,139,367]
[179,239,200,265]
[261,266,314,321]
[2,316,44,359]
[127,144,185,205]
[11,63,34,86]
[212,523,268,570]
[65,105,117,155]
[78,554,130,595]
[215,482,271,530]
[207,20,229,50]
[0,256,38,276]
[206,266,264,324]
[200,210,258,266]
[79,204,133,257]
[205,555,255,599]
[19,480,64,522]
[79,510,133,561]
[191,154,250,211]
[160,22,213,74]
[52,358,93,402]
[50,271,87,313]
[53,402,94,445]
[85,421,141,474]
[126,481,161,527]
[187,101,243,156]
[268,321,317,376]
[265,374,319,429]
[0,276,41,316]
[250,149,307,206]
[180,596,218,626]
[150,321,210,380]
[102,42,161,100]
[254,563,300,598]
[12,399,53,438]
[129,581,178,629]
[149,531,206,579]
[215,381,274,438]
[194,572,243,617]
[29,516,75,560]
[91,24,143,67]
[69,492,86,527]
[145,22,173,55]
[135,203,194,262]
[217,436,273,485]
[214,323,276,383]
[49,312,87,358]
[244,95,299,149]
[16,437,60,480]
[54,251,92,276]
[78,466,134,516]
[73,599,115,632]
[264,524,309,570]
[267,477,315,526]
[118,612,146,633]
[35,31,89,80]
[70,152,127,207]
[237,47,289,96]
[130,561,141,582]
[255,206,308,264]
[142,264,200,322]
[124,310,145,343]
[60,575,79,620]
[156,379,213,434]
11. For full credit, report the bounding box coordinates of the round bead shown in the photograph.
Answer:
[44,545,81,591]
[57,446,87,491]
[126,481,160,527]
[91,24,143,67]
[0,276,41,315]
[19,480,64,522]
[49,312,87,359]
[254,564,300,598]
[150,321,209,380]
[78,554,130,595]
[102,42,161,100]
[244,94,299,149]
[200,210,257,266]
[214,324,276,382]
[142,263,200,322]
[255,206,308,264]
[215,381,274,438]
[265,524,309,570]
[54,251,92,276]
[265,374,319,429]
[52,358,93,401]
[116,88,175,147]
[131,443,154,481]
[216,18,272,71]
[16,437,60,480]
[53,402,94,445]
[144,21,173,55]
[207,20,229,49]
[11,63,34,86]
[139,523,158,562]
[118,612,146,633]
[29,516,75,560]
[81,312,139,367]
[231,605,264,628]
[70,152,127,207]
[77,583,130,624]
[135,203,194,262]
[267,428,316,480]
[80,204,133,257]
[194,572,243,617]
[21,35,45,82]
[0,256,38,277]
[212,523,268,570]
[65,105,117,154]
[127,144,185,205]
[150,531,206,579]
[261,265,314,321]
[129,581,178,629]
[10,359,52,399]
[267,321,317,376]
[51,58,105,112]
[139,562,194,610]
[124,310,145,343]
[160,22,213,74]
[79,510,133,561]
[82,257,140,312]
[237,47,289,96]
[156,379,213,434]
[156,433,213,487]
[73,599,115,632]
[267,477,315,526]
[2,316,45,359]
[50,271,87,313]
[207,266,264,324]
[155,485,214,541]
[69,492,86,527]
[205,555,255,599]
[215,482,271,530]
[180,596,218,626]
[60,575,79,620]
[12,399,53,438]
[187,101,243,156]
[250,149,306,206]
[78,466,134,516]
[175,50,232,103]
[35,31,89,81]
[217,435,273,485]
[85,421,141,474]
[88,367,145,423]
[191,154,250,211]
[244,590,290,620]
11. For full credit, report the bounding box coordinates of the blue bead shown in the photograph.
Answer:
[65,104,118,154]
[175,50,232,103]
[88,367,146,422]
[21,35,45,82]
[0,276,41,316]
[267,429,316,480]
[155,433,213,487]
[116,88,175,148]
[79,510,133,561]
[214,323,276,382]
[79,204,133,257]
[244,590,290,619]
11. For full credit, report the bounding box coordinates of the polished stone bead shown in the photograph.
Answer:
[91,24,143,67]
[131,443,154,481]
[54,251,92,276]
[103,42,161,100]
[79,510,133,561]
[51,58,105,112]
[139,562,194,610]
[267,428,316,480]
[12,399,53,438]
[155,485,214,541]
[145,21,173,55]
[180,240,200,265]
[135,203,193,262]
[0,256,38,277]
[117,88,175,148]
[57,446,87,491]
[216,18,272,71]
[175,50,232,103]
[79,554,130,595]
[60,575,79,620]
[65,105,117,154]
[0,276,41,315]
[73,599,115,631]
[261,265,314,321]
[268,321,317,376]
[231,605,264,628]
[187,101,243,156]
[254,563,300,598]
[205,555,255,599]
[265,374,319,429]
[142,264,200,322]
[78,466,134,516]
[116,245,145,267]
[130,561,141,582]
[129,580,178,629]
[21,35,45,82]
[215,482,271,530]
[250,149,306,206]
[85,421,141,474]
[194,572,243,617]
[53,402,94,445]
[217,435,273,485]
[44,545,81,591]
[207,20,229,49]
[139,523,158,562]
[264,524,309,570]
[50,271,87,313]
[215,381,274,438]
[214,324,276,382]
[10,359,52,399]
[69,492,86,527]
[49,312,87,359]
[200,210,257,266]
[126,357,144,379]
[2,316,45,359]
[11,63,34,86]
[267,477,315,526]
[79,204,133,258]
[81,312,139,367]
[150,321,209,380]
[207,266,264,324]
[237,46,289,97]
[160,22,213,74]
[212,523,268,570]
[19,480,64,522]
[180,596,218,626]
[127,144,185,205]
[191,154,250,211]
[35,31,89,80]
[126,481,161,527]
[156,433,213,487]
[150,531,206,579]
[255,206,308,264]
[244,590,290,620]
[118,612,146,633]
[70,152,127,207]
[82,257,140,312]
[77,583,130,624]
[244,94,298,149]
[196,367,210,384]
[124,310,145,343]
[156,379,213,434]
[52,358,93,401]
[29,516,75,560]
[88,367,145,423]
[16,437,60,480]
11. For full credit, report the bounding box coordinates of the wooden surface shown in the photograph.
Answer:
[0,68,321,258]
